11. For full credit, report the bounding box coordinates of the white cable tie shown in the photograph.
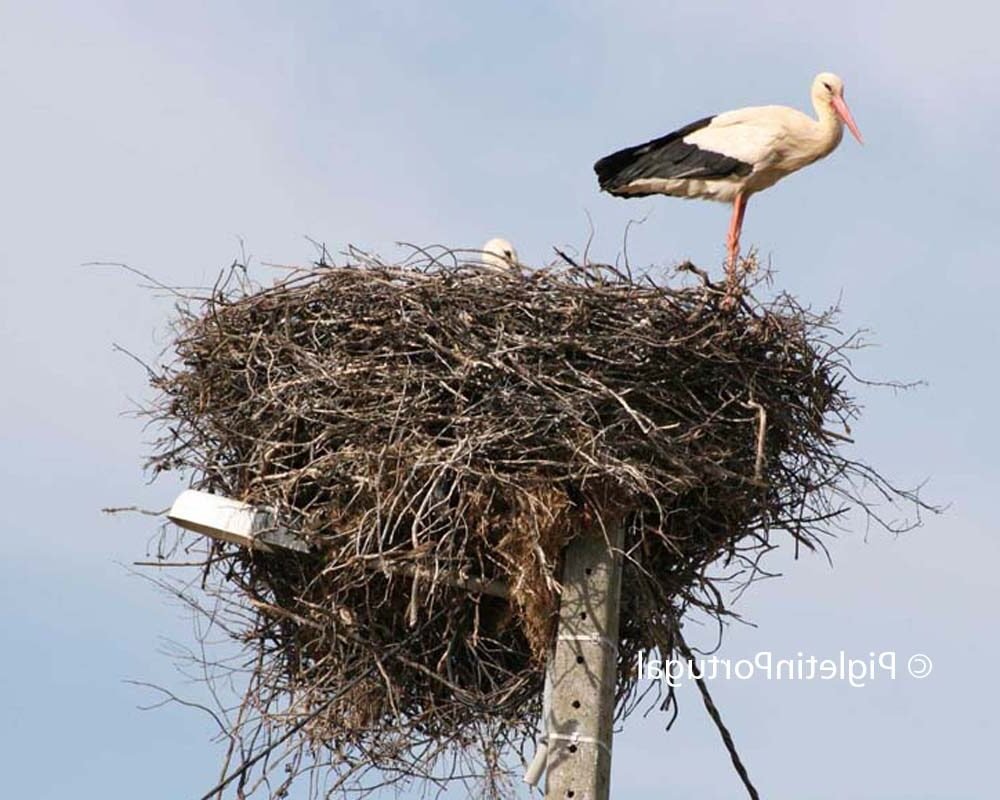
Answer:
[556,633,619,654]
[547,732,612,756]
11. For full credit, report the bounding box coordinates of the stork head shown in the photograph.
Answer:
[481,237,520,270]
[812,72,863,144]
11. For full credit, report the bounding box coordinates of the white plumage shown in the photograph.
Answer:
[481,237,520,271]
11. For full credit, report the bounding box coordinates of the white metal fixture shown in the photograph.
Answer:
[167,489,309,552]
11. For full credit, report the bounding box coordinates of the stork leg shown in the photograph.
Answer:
[725,192,748,280]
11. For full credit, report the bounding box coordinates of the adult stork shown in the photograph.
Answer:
[594,72,863,278]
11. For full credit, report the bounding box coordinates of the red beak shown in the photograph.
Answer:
[831,94,863,144]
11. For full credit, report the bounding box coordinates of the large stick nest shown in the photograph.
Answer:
[144,248,913,797]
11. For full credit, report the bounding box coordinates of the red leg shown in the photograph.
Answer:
[734,193,748,252]
[726,193,748,277]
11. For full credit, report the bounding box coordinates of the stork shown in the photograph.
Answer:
[481,237,520,271]
[594,72,863,279]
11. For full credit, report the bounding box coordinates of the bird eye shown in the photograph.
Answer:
[823,82,832,91]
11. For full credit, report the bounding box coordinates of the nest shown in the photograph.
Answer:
[144,248,914,798]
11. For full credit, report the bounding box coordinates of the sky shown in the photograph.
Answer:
[1,1,997,798]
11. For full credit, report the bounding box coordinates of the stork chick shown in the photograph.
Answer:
[481,237,520,271]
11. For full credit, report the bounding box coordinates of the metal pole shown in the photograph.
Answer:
[544,511,625,800]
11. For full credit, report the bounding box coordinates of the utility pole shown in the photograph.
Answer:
[544,511,625,800]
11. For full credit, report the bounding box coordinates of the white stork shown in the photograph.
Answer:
[481,237,520,271]
[594,72,863,277]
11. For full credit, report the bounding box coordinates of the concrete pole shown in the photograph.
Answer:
[544,511,625,800]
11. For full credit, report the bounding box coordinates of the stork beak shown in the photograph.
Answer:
[831,94,864,144]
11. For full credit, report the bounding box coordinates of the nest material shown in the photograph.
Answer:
[146,249,905,797]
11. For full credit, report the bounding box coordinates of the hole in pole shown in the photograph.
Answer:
[579,611,587,620]
[575,655,585,664]
[572,700,581,709]
[567,792,575,798]
[569,744,578,753]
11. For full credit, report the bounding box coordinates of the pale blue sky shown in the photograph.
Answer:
[1,2,998,798]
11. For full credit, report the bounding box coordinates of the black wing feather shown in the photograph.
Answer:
[594,116,753,195]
